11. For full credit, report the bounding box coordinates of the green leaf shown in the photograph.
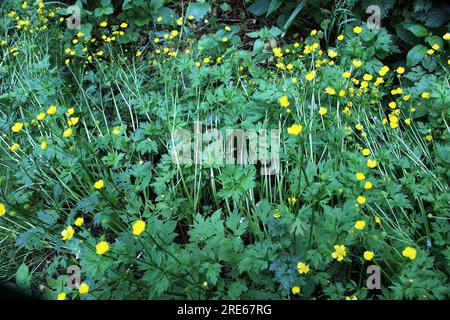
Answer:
[406,44,427,67]
[403,22,428,37]
[282,0,305,35]
[186,2,211,20]
[267,0,282,16]
[16,263,32,295]
[248,0,270,16]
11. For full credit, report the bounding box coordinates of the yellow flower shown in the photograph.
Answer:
[279,96,290,108]
[425,134,433,142]
[288,197,297,204]
[402,246,417,260]
[337,34,344,41]
[57,292,66,300]
[132,219,146,236]
[356,196,366,205]
[12,122,24,133]
[156,16,163,22]
[74,217,84,227]
[0,203,6,217]
[352,59,362,68]
[325,87,336,95]
[342,71,351,79]
[339,89,346,97]
[444,33,450,40]
[291,77,298,84]
[319,107,327,116]
[353,26,363,34]
[305,70,316,81]
[363,251,374,261]
[222,37,228,43]
[297,262,310,274]
[355,220,366,230]
[41,140,48,150]
[388,101,397,109]
[96,241,110,255]
[310,29,317,36]
[188,15,194,20]
[396,67,405,74]
[9,143,20,152]
[431,43,439,51]
[78,282,89,294]
[291,286,301,295]
[68,117,79,126]
[47,105,57,115]
[66,107,75,116]
[272,47,283,58]
[421,92,430,99]
[100,21,107,27]
[287,124,303,136]
[328,50,337,58]
[355,124,363,131]
[37,113,46,121]
[94,179,105,190]
[120,22,128,29]
[331,244,346,262]
[112,126,121,135]
[427,49,434,55]
[378,66,389,76]
[364,181,373,189]
[63,128,73,138]
[362,148,370,156]
[136,50,142,57]
[367,159,377,168]
[273,213,281,219]
[61,226,75,241]
[374,216,381,225]
[345,296,358,300]
[355,172,365,181]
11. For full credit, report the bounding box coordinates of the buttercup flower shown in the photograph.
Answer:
[355,173,365,181]
[9,143,20,152]
[332,244,346,262]
[287,124,303,136]
[305,70,316,81]
[355,220,366,230]
[47,105,57,115]
[0,203,6,217]
[12,122,24,133]
[37,113,46,121]
[63,128,73,138]
[396,67,405,74]
[279,96,290,108]
[378,66,389,76]
[319,107,327,115]
[57,292,66,300]
[357,196,366,204]
[132,219,146,236]
[94,179,105,190]
[74,217,84,227]
[402,246,417,260]
[367,159,377,168]
[353,26,362,34]
[96,241,110,255]
[291,286,301,295]
[61,226,75,240]
[363,251,374,261]
[79,282,89,294]
[362,148,370,156]
[297,262,310,274]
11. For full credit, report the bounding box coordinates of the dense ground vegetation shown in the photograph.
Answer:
[0,0,448,300]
